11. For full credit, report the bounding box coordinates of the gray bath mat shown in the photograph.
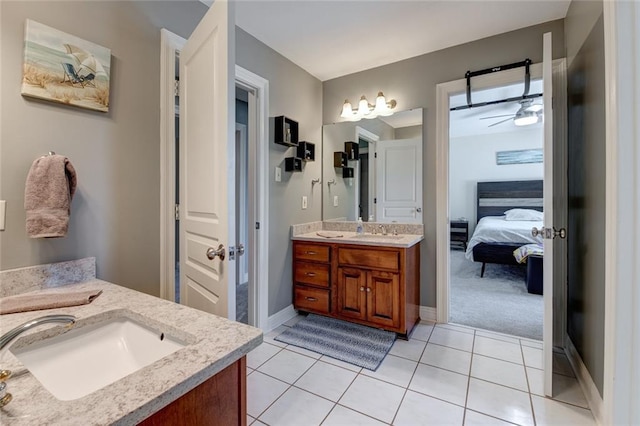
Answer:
[275,314,395,371]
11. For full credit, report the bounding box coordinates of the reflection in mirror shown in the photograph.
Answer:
[322,109,423,223]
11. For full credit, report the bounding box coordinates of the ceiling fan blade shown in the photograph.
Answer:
[479,114,514,120]
[488,117,513,127]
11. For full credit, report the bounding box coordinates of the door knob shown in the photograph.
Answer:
[532,227,567,239]
[416,207,422,213]
[206,244,225,261]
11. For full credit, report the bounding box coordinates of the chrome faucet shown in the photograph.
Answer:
[379,224,387,235]
[0,314,76,407]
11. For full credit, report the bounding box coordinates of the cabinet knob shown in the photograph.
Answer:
[306,251,317,255]
[366,287,371,293]
[360,287,365,292]
[305,297,317,302]
[306,272,316,277]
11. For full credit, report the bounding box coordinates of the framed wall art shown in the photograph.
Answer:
[496,149,543,165]
[21,19,111,113]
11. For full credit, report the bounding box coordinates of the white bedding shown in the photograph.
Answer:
[465,216,543,260]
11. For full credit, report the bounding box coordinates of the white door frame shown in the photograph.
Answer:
[435,59,567,333]
[355,126,379,221]
[159,30,270,330]
[603,1,639,425]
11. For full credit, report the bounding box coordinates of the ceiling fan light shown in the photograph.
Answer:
[527,104,543,112]
[514,112,539,126]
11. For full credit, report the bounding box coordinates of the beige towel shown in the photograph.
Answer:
[0,289,102,315]
[24,154,77,238]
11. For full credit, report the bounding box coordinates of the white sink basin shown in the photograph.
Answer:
[355,234,404,240]
[11,316,186,401]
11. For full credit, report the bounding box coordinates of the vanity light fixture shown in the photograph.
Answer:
[340,92,396,121]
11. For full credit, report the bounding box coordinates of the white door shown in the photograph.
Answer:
[375,138,422,223]
[179,0,236,318]
[542,31,554,396]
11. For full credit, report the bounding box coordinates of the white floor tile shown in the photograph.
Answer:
[247,367,254,376]
[409,363,469,406]
[319,355,362,373]
[520,338,543,349]
[389,338,427,361]
[464,410,515,425]
[247,415,254,425]
[526,366,544,396]
[522,346,543,369]
[285,344,323,359]
[252,421,267,426]
[437,322,476,335]
[339,375,405,424]
[257,348,316,384]
[531,394,596,425]
[263,325,289,348]
[295,360,357,402]
[473,336,523,364]
[247,343,282,369]
[420,343,472,375]
[394,390,465,425]
[474,329,520,345]
[410,323,434,341]
[471,354,528,391]
[466,378,534,426]
[322,405,386,426]
[246,371,289,418]
[429,327,475,352]
[259,387,334,426]
[361,354,418,388]
[552,373,589,408]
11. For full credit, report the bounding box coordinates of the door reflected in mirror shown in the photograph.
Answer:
[322,109,423,223]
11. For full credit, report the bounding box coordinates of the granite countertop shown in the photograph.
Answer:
[0,280,262,425]
[292,230,423,248]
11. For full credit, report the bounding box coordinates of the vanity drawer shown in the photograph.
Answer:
[294,286,330,314]
[294,243,330,263]
[294,262,330,288]
[338,247,400,271]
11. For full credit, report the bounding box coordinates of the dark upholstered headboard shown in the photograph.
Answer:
[476,180,543,224]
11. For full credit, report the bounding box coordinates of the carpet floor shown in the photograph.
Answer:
[450,249,543,340]
[275,314,396,371]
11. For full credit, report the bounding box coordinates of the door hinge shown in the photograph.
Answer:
[374,198,377,204]
[174,79,179,97]
[374,152,377,158]
[255,222,260,230]
[174,204,180,221]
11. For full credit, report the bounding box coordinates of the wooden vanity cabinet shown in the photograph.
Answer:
[293,240,420,336]
[293,242,332,314]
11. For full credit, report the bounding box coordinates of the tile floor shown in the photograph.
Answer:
[247,316,596,425]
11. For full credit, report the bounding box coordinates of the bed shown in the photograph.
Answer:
[464,180,544,277]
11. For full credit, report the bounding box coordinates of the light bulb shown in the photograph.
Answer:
[340,100,354,119]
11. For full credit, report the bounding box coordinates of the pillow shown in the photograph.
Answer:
[503,208,543,221]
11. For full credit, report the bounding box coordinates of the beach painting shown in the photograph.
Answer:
[21,20,111,112]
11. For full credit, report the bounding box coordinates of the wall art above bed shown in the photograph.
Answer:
[496,149,543,165]
[21,20,111,113]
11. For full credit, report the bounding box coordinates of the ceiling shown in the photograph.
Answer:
[231,0,570,82]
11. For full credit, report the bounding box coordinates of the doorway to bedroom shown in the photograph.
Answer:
[447,80,545,341]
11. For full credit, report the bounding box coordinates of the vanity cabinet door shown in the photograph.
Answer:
[337,267,367,321]
[366,271,401,329]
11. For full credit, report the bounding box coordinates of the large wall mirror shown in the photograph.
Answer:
[322,108,424,223]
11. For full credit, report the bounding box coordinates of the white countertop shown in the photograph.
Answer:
[0,280,262,425]
[292,231,423,248]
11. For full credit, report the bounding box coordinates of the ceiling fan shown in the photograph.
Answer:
[480,99,543,127]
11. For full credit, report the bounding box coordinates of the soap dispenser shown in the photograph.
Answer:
[356,217,364,235]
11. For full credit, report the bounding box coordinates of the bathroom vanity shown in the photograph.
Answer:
[0,259,262,425]
[292,224,422,337]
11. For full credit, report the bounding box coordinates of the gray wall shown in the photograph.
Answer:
[565,0,605,396]
[236,28,323,316]
[0,1,207,295]
[323,20,566,307]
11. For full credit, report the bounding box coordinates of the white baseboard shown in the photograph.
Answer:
[420,306,437,323]
[267,304,297,332]
[565,337,604,424]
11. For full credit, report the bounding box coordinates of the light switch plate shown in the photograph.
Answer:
[0,200,6,231]
[333,195,339,207]
[302,196,308,209]
[275,167,282,182]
